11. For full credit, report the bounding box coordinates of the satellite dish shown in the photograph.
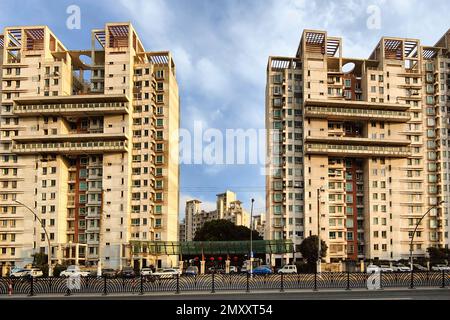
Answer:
[342,62,356,74]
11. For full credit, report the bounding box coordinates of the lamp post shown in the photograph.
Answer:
[409,201,445,271]
[14,200,53,277]
[249,198,255,276]
[317,187,325,273]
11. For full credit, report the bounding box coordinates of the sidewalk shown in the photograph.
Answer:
[1,286,448,299]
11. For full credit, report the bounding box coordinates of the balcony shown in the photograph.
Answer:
[305,143,411,158]
[304,106,410,122]
[306,136,410,147]
[12,94,130,116]
[13,133,127,143]
[12,140,128,155]
[305,99,410,111]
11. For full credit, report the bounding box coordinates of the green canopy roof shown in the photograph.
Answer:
[129,240,294,256]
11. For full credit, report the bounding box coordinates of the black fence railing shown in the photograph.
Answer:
[0,271,448,296]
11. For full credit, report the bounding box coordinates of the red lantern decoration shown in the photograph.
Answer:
[210,257,214,261]
[218,257,223,261]
[233,256,238,261]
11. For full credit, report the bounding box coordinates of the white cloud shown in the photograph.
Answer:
[118,0,173,43]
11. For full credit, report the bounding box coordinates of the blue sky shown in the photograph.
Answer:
[1,0,449,218]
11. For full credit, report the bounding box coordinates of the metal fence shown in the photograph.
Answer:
[0,271,448,296]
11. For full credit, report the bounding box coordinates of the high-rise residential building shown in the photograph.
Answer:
[0,23,179,271]
[184,199,202,242]
[266,29,450,266]
[184,191,250,241]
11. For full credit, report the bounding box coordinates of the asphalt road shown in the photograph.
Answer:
[1,288,449,300]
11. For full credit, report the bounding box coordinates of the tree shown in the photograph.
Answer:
[194,220,263,241]
[298,235,328,266]
[32,252,49,276]
[427,247,449,263]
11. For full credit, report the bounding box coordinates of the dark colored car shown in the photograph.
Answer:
[207,267,225,274]
[185,266,199,276]
[119,267,136,278]
[102,268,117,278]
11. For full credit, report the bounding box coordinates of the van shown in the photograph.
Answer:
[277,265,297,274]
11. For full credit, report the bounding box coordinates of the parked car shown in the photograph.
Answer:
[240,265,248,274]
[229,266,238,274]
[366,264,381,274]
[10,268,33,278]
[207,267,225,274]
[102,268,117,278]
[379,265,394,273]
[28,268,44,278]
[413,264,428,271]
[431,264,450,271]
[119,267,136,278]
[278,265,298,274]
[250,266,273,275]
[392,264,411,272]
[140,268,153,276]
[152,268,181,279]
[184,266,199,276]
[60,265,90,277]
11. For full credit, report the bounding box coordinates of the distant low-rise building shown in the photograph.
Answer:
[179,219,186,243]
[183,190,250,241]
[252,214,266,239]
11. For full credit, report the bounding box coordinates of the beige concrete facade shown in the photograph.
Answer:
[183,191,250,241]
[252,214,266,238]
[0,23,179,270]
[266,29,450,265]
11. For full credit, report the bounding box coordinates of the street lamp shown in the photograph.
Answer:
[409,201,446,271]
[317,187,325,273]
[14,200,53,277]
[249,198,255,276]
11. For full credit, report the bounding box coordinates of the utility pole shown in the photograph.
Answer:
[14,200,53,277]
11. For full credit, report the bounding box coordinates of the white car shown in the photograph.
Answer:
[28,268,44,278]
[140,268,153,276]
[60,265,90,277]
[278,265,298,274]
[10,268,43,278]
[392,264,411,272]
[10,268,33,278]
[152,268,181,279]
[379,265,394,272]
[229,266,238,274]
[366,264,381,273]
[431,264,450,271]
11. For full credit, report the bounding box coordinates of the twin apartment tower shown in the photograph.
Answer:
[0,22,449,270]
[0,23,179,270]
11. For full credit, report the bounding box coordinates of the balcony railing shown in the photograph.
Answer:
[305,106,410,122]
[305,143,411,158]
[12,141,128,154]
[13,102,129,116]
